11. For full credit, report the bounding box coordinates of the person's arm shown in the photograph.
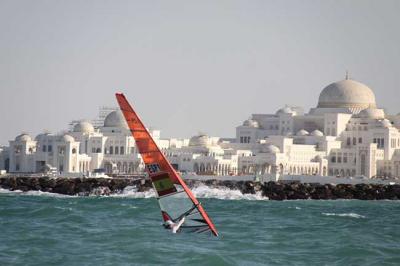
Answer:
[172,217,185,233]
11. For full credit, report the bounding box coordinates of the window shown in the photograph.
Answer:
[331,156,336,163]
[96,148,101,153]
[48,145,52,152]
[120,146,124,155]
[115,146,119,155]
[110,146,113,154]
[338,154,342,163]
[358,138,362,144]
[72,148,77,154]
[347,138,351,146]
[353,137,357,145]
[361,154,366,176]
[43,145,47,152]
[343,153,348,163]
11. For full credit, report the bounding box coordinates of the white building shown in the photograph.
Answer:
[1,76,400,179]
[234,77,400,179]
[1,110,175,176]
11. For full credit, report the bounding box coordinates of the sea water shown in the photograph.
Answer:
[1,186,399,266]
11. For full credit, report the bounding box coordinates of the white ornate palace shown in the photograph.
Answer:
[1,76,400,179]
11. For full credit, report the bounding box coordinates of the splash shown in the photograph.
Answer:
[0,185,268,200]
[0,188,75,198]
[112,185,268,200]
[189,185,267,200]
[110,186,156,198]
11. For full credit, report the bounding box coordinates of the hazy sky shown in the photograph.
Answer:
[1,0,400,145]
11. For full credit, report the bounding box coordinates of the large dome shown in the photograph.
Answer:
[104,110,128,129]
[317,79,376,111]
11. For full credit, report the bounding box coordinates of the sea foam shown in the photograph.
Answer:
[112,185,268,200]
[0,185,267,200]
[322,212,366,219]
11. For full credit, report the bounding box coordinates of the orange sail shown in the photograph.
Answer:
[116,93,218,236]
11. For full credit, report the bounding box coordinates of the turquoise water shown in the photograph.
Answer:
[1,189,400,266]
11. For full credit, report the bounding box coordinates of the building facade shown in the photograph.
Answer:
[1,77,400,179]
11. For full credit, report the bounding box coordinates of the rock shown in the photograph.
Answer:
[91,186,111,196]
[1,176,400,200]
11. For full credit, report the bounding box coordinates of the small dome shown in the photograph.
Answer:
[296,129,309,136]
[189,134,209,147]
[276,106,296,115]
[15,134,32,142]
[314,155,324,162]
[261,144,280,154]
[243,119,259,128]
[73,121,94,133]
[35,133,51,141]
[357,108,385,120]
[104,110,128,129]
[61,134,75,142]
[310,130,324,137]
[318,79,376,110]
[380,119,392,128]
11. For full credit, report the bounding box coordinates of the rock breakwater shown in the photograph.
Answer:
[1,176,399,200]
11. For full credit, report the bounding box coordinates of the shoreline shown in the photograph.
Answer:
[1,176,400,200]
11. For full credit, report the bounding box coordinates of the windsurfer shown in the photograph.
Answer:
[164,217,185,233]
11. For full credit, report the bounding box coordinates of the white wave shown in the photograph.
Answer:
[322,212,366,219]
[54,206,73,211]
[190,185,267,200]
[0,188,75,198]
[1,185,268,201]
[110,186,156,198]
[110,185,268,200]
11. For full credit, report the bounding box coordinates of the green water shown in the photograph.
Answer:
[0,189,399,266]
